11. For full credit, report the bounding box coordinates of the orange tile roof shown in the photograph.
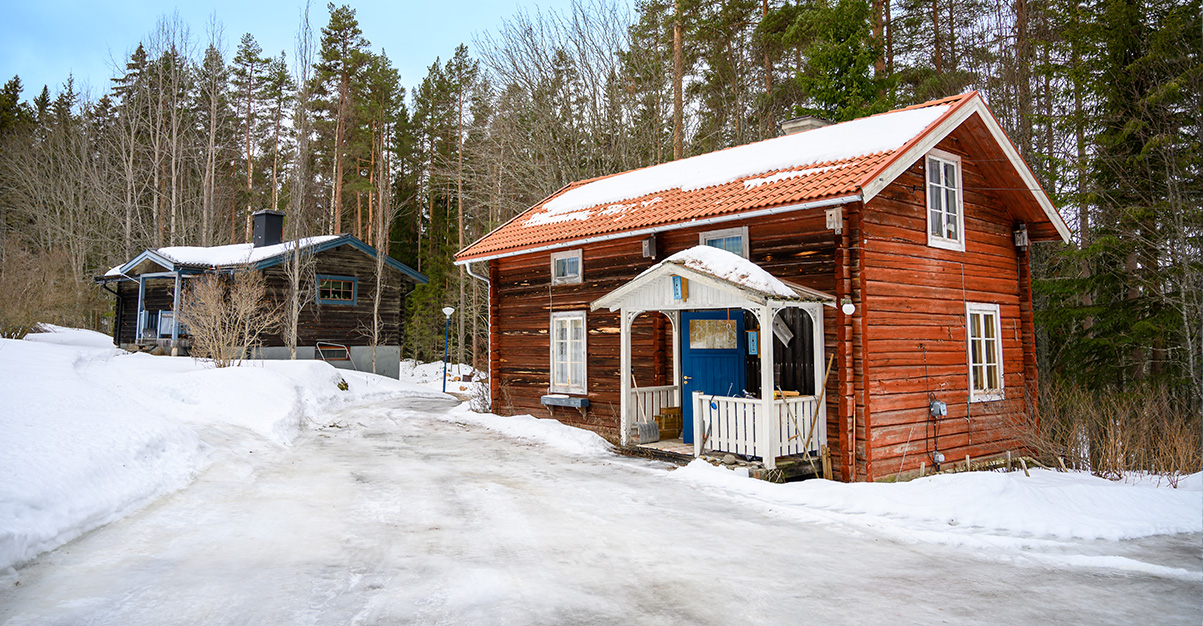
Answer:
[458,93,972,262]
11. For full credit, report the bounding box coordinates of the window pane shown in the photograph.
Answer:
[944,162,956,185]
[928,159,941,184]
[566,257,578,276]
[705,236,743,256]
[986,364,998,389]
[690,319,737,349]
[930,207,943,236]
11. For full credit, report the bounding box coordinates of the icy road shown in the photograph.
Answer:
[2,397,1198,625]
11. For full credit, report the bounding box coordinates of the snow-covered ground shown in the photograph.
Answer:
[1,328,1200,624]
[0,325,445,573]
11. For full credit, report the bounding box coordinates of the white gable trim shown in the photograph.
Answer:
[861,96,1070,243]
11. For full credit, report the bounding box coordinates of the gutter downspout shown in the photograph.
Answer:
[464,260,491,410]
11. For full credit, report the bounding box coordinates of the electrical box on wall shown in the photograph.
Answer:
[929,400,947,417]
[825,206,843,234]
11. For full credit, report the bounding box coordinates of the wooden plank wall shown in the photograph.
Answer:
[262,245,407,347]
[489,209,841,449]
[860,130,1034,480]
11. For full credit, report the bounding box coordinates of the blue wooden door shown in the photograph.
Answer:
[680,310,746,444]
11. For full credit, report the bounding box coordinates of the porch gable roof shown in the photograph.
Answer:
[591,245,835,313]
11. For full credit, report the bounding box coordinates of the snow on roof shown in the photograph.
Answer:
[658,245,799,299]
[534,105,948,223]
[106,236,340,276]
[156,235,341,267]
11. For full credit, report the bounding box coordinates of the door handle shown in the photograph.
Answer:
[683,375,692,384]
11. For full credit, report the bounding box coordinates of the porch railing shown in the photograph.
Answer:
[630,384,677,424]
[692,392,824,464]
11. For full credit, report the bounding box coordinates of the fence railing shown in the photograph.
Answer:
[692,392,823,466]
[630,384,677,424]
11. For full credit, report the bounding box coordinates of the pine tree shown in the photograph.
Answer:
[231,33,268,241]
[312,3,371,235]
[261,52,295,212]
[791,0,893,122]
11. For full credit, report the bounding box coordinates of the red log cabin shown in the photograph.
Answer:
[455,92,1069,482]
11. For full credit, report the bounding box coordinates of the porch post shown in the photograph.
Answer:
[170,272,181,356]
[669,311,681,409]
[810,303,827,451]
[619,307,632,446]
[135,276,146,342]
[759,305,776,470]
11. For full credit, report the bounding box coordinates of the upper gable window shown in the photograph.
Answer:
[926,149,965,252]
[700,226,749,258]
[551,249,582,285]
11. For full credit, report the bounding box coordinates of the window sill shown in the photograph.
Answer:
[541,394,589,408]
[928,236,965,252]
[969,392,1005,403]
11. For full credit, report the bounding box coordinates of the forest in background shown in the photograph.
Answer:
[0,0,1198,422]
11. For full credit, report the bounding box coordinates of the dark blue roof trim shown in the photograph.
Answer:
[249,235,428,284]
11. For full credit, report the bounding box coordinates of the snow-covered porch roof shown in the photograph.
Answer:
[590,245,835,315]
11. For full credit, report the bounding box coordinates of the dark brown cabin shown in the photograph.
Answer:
[96,210,427,378]
[456,92,1069,482]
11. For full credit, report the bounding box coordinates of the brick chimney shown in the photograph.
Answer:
[252,210,285,247]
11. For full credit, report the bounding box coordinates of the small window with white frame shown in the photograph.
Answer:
[550,311,587,394]
[926,149,965,252]
[966,302,1004,402]
[700,226,749,258]
[551,249,582,285]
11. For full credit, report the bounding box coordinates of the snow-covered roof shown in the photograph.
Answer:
[654,245,798,299]
[458,92,1069,263]
[593,245,834,313]
[103,234,427,284]
[538,105,947,223]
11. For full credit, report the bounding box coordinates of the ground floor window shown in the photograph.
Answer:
[317,274,357,306]
[551,311,587,394]
[966,302,1003,401]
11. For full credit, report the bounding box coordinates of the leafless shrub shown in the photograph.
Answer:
[1022,380,1201,484]
[178,269,276,367]
[0,244,108,338]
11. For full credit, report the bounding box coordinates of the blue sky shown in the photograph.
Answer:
[1,0,627,101]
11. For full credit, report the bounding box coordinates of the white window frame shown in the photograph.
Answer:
[966,302,1004,402]
[926,149,965,252]
[699,226,750,258]
[550,310,587,394]
[551,249,582,285]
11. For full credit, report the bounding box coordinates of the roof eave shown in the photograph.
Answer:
[457,195,861,265]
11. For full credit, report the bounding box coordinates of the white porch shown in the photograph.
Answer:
[592,246,835,471]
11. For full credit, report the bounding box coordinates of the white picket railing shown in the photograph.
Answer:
[692,392,824,465]
[630,384,677,424]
